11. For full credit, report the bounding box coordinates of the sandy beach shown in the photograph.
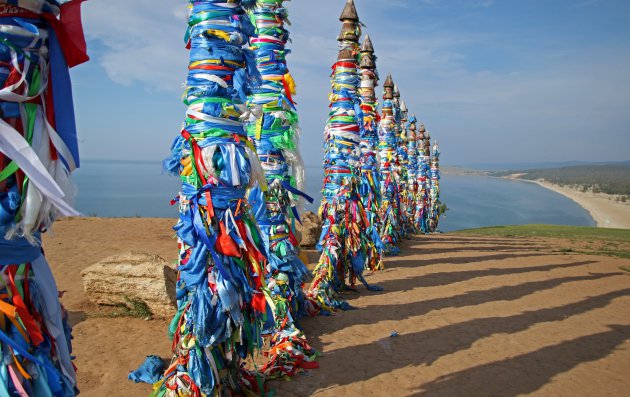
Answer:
[41,217,630,396]
[523,179,630,229]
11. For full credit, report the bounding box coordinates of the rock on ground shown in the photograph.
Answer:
[297,211,322,247]
[81,252,177,318]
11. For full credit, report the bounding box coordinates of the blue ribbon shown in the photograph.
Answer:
[49,29,80,169]
[0,329,64,396]
[280,181,314,203]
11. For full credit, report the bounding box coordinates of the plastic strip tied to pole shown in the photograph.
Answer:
[0,0,88,395]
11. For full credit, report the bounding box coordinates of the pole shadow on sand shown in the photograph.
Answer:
[309,270,617,339]
[272,235,630,396]
[283,285,629,395]
[410,324,630,396]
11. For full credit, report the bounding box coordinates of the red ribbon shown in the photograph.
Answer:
[251,292,266,313]
[44,0,89,68]
[332,61,357,71]
[0,1,89,68]
[5,267,45,346]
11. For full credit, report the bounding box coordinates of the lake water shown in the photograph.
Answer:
[72,161,595,231]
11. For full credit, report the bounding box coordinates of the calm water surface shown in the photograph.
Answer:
[73,161,594,231]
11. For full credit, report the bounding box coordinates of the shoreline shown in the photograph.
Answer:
[519,179,630,229]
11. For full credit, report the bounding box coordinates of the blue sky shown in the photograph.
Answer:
[71,0,630,167]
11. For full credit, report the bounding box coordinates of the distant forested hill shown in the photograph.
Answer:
[492,164,630,196]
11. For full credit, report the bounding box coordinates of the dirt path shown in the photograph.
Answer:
[43,219,630,396]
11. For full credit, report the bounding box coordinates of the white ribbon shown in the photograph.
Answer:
[0,118,79,216]
[186,107,244,126]
[224,208,246,250]
[226,143,240,186]
[244,145,267,191]
[192,73,228,88]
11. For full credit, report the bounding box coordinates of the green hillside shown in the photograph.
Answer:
[491,164,630,196]
[456,224,630,259]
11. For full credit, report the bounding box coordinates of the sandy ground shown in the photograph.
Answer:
[42,218,630,396]
[523,179,630,229]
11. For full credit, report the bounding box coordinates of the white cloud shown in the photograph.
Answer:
[82,0,188,91]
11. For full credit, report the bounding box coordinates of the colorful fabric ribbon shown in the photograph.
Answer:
[0,1,86,395]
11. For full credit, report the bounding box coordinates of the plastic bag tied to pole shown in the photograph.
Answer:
[356,34,384,272]
[0,1,87,396]
[155,1,269,395]
[245,0,318,380]
[377,75,400,255]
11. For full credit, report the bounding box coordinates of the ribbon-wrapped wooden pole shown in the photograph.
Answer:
[392,84,407,239]
[377,74,401,255]
[417,125,432,233]
[307,0,381,315]
[245,0,318,380]
[158,1,269,394]
[0,1,88,395]
[406,114,419,233]
[428,140,441,232]
[397,99,410,237]
[357,34,384,271]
